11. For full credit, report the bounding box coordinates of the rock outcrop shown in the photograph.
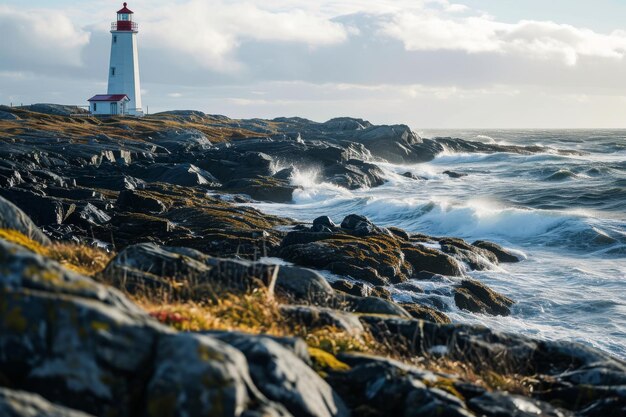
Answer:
[0,106,621,417]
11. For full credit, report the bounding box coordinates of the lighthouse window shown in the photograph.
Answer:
[111,67,116,76]
[113,35,117,43]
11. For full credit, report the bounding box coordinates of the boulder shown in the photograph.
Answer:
[222,177,296,203]
[454,279,514,316]
[0,238,290,417]
[273,166,297,181]
[149,128,212,153]
[0,388,95,417]
[208,332,350,417]
[280,305,365,336]
[403,245,464,277]
[443,170,468,178]
[326,353,472,417]
[312,215,336,230]
[0,239,163,416]
[275,266,336,304]
[346,296,411,318]
[340,214,387,237]
[20,104,85,116]
[0,189,76,226]
[145,332,284,417]
[279,219,411,286]
[330,279,392,300]
[64,202,111,228]
[399,303,452,324]
[439,238,498,270]
[116,190,167,214]
[101,243,279,297]
[138,163,220,187]
[472,240,522,263]
[468,392,572,417]
[0,195,51,244]
[324,160,386,190]
[0,109,20,120]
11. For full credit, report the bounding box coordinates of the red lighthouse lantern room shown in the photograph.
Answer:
[113,3,137,32]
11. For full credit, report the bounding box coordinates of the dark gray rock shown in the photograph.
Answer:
[0,109,20,120]
[469,392,572,417]
[149,128,212,153]
[145,332,284,417]
[439,238,498,270]
[403,245,464,277]
[21,104,86,116]
[0,238,292,417]
[330,279,391,300]
[275,266,336,304]
[340,214,386,237]
[443,170,468,178]
[116,190,167,213]
[0,239,162,416]
[0,388,95,417]
[206,332,350,417]
[280,305,364,336]
[327,353,472,417]
[0,189,76,226]
[65,202,111,227]
[273,166,297,181]
[454,279,514,316]
[101,243,279,296]
[399,303,451,324]
[312,215,336,230]
[0,195,51,244]
[346,296,411,317]
[222,177,296,203]
[138,162,220,187]
[321,117,372,131]
[473,240,522,263]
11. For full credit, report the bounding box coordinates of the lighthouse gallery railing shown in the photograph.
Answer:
[111,21,138,31]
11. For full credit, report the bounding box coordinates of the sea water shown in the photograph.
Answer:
[251,129,626,359]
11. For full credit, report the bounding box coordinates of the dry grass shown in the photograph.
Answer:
[0,107,278,145]
[137,288,377,356]
[0,227,536,394]
[0,228,113,276]
[136,284,536,394]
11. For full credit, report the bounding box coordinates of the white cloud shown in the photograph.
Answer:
[380,10,626,66]
[140,0,349,71]
[0,6,90,70]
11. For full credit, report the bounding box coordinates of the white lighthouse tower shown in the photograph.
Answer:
[107,3,142,116]
[87,3,143,116]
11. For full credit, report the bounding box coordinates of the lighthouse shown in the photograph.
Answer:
[88,3,143,116]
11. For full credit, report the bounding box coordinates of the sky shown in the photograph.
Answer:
[2,0,626,128]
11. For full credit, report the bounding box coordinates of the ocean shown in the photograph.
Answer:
[251,129,626,359]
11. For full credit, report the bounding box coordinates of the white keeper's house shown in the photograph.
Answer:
[88,3,143,116]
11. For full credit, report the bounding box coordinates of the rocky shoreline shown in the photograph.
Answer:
[0,104,624,417]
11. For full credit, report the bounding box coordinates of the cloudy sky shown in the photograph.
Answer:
[2,0,626,128]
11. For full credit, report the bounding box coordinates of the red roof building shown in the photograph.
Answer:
[88,94,129,102]
[88,94,129,116]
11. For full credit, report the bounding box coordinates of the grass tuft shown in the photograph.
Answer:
[0,228,113,276]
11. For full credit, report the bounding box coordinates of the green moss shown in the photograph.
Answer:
[90,321,111,332]
[308,347,350,375]
[424,377,465,401]
[197,344,226,362]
